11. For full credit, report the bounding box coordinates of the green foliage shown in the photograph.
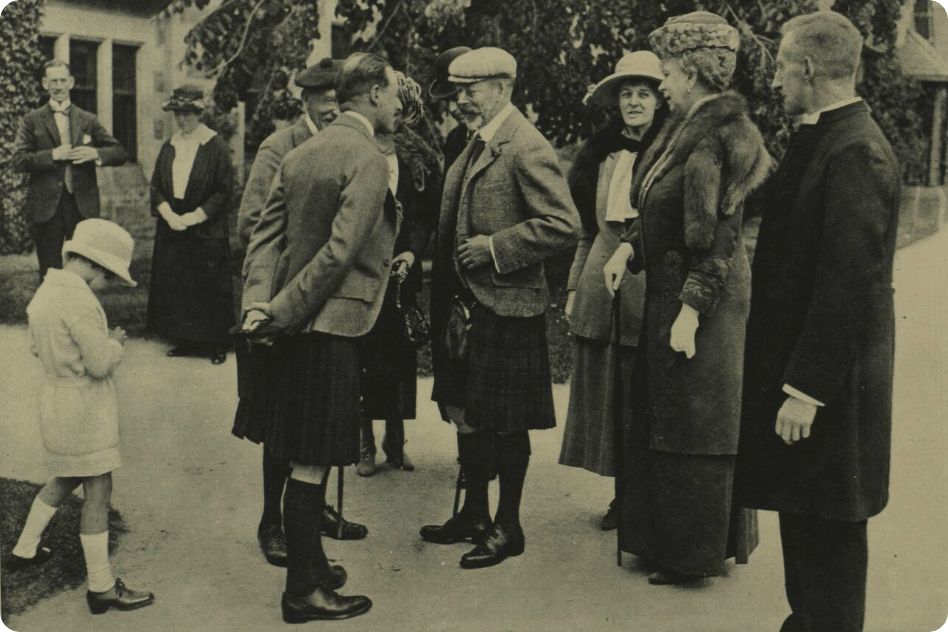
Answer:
[177,0,927,177]
[0,0,46,255]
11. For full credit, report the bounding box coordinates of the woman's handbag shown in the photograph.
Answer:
[394,281,431,349]
[444,295,473,361]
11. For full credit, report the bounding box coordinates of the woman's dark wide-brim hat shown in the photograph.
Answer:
[648,11,740,59]
[163,85,208,113]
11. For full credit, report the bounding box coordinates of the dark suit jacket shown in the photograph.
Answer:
[737,101,900,521]
[237,118,313,250]
[242,113,399,337]
[14,102,126,223]
[438,107,581,318]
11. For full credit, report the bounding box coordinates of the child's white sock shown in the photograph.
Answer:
[12,496,58,558]
[80,531,114,593]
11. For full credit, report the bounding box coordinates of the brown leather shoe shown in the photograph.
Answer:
[86,578,155,614]
[420,514,492,545]
[459,523,525,569]
[320,506,368,540]
[258,522,287,567]
[281,587,371,623]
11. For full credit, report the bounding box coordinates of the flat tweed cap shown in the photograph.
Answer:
[448,47,517,84]
[295,57,343,90]
[648,11,740,58]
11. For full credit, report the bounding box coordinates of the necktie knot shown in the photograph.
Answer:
[50,101,70,115]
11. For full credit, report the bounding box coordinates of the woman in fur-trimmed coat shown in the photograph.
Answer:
[603,11,774,584]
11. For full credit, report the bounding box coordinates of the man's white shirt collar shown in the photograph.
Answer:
[800,97,863,125]
[476,103,516,142]
[303,113,320,137]
[344,111,375,137]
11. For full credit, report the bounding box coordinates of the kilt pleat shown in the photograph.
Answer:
[465,305,556,432]
[258,333,363,466]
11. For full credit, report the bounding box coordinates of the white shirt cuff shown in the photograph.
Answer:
[783,384,824,407]
[489,236,501,274]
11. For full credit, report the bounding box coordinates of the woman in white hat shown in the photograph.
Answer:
[6,219,155,613]
[147,85,235,364]
[558,51,667,529]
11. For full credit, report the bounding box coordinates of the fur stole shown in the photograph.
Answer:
[569,113,667,234]
[630,91,773,250]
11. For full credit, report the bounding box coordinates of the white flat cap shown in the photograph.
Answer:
[448,47,517,84]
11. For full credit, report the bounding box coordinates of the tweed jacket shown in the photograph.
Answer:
[737,101,900,521]
[438,107,581,318]
[237,118,313,250]
[242,113,399,337]
[14,103,126,223]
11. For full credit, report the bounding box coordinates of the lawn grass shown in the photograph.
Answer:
[0,478,128,622]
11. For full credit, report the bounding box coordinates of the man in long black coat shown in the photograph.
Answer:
[736,11,900,632]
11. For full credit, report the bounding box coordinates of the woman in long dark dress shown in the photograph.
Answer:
[603,12,771,585]
[147,85,234,364]
[558,51,666,530]
[357,72,442,476]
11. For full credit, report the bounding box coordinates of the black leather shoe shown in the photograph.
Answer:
[459,523,525,569]
[647,568,704,585]
[166,345,196,357]
[5,546,51,572]
[320,506,368,540]
[281,588,371,623]
[86,578,155,614]
[258,523,287,567]
[420,514,492,545]
[600,499,617,531]
[316,564,347,591]
[210,348,227,364]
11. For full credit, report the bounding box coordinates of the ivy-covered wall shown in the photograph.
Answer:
[0,0,45,255]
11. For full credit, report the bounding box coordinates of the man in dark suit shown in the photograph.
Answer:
[736,12,900,632]
[240,52,402,623]
[232,57,366,570]
[421,47,581,569]
[14,60,126,280]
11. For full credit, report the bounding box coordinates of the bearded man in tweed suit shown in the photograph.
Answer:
[422,47,581,569]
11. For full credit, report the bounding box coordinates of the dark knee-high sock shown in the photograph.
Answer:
[284,478,325,596]
[457,431,491,520]
[493,431,531,531]
[261,450,291,526]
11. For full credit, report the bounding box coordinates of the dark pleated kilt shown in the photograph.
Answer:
[147,230,235,344]
[463,304,556,432]
[255,332,363,466]
[231,341,272,443]
[361,286,417,420]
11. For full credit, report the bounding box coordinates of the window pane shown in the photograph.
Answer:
[70,40,98,113]
[112,44,138,161]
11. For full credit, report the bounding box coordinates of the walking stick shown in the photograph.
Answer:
[336,465,344,539]
[612,289,624,567]
[452,465,465,518]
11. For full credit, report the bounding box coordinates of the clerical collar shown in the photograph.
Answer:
[476,103,515,142]
[800,97,863,125]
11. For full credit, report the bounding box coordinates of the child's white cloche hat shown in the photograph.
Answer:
[62,219,137,287]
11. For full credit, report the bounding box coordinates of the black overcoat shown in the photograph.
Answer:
[736,101,900,522]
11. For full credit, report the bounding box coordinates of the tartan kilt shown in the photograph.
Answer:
[255,332,363,466]
[464,304,556,432]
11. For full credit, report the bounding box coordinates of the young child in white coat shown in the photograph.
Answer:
[5,219,155,614]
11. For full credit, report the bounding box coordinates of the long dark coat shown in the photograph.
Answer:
[625,93,772,455]
[147,131,235,344]
[362,127,443,420]
[736,101,900,522]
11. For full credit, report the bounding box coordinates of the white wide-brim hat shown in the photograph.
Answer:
[62,219,137,287]
[583,51,664,107]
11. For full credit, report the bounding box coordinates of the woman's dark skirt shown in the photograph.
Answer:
[244,332,363,466]
[361,285,417,420]
[147,225,234,345]
[617,339,758,576]
[447,304,556,433]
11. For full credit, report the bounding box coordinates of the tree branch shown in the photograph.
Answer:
[209,0,270,78]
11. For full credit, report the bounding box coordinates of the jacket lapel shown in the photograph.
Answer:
[42,105,62,146]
